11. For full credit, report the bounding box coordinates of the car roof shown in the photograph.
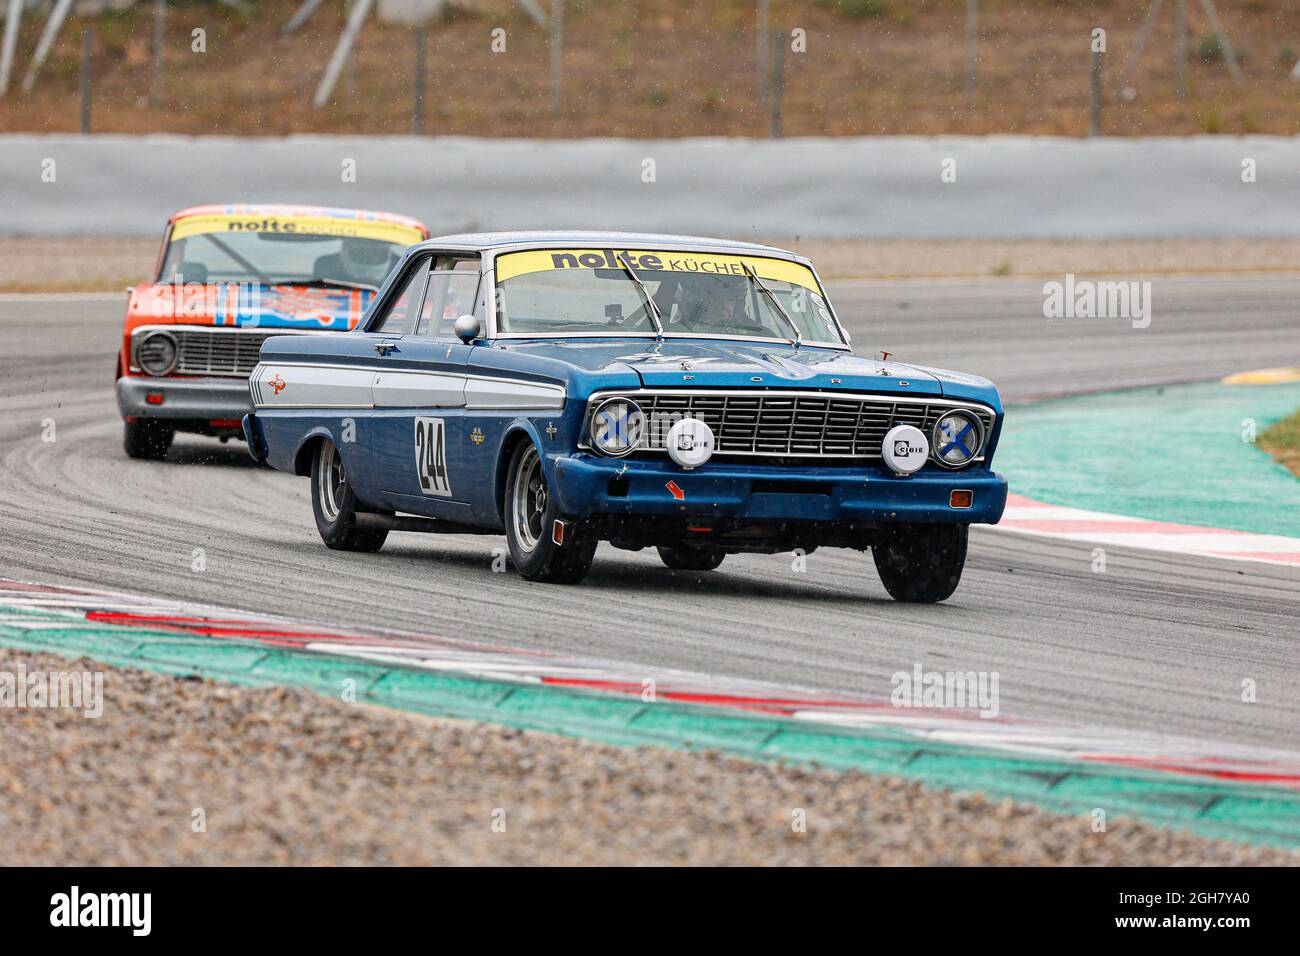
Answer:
[417,231,802,259]
[170,204,429,234]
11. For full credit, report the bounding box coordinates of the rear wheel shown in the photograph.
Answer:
[504,442,597,584]
[310,439,388,553]
[123,419,173,460]
[657,543,725,571]
[873,523,968,603]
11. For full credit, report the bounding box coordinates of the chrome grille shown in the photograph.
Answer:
[589,390,995,461]
[174,330,272,377]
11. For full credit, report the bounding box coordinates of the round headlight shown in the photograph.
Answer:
[590,398,645,457]
[931,410,984,468]
[137,332,178,376]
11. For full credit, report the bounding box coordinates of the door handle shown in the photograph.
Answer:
[374,342,399,356]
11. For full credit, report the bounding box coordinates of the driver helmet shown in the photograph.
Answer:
[703,275,751,325]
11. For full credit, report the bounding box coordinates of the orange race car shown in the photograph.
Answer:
[116,203,429,459]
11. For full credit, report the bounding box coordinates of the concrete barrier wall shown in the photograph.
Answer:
[3,134,1299,239]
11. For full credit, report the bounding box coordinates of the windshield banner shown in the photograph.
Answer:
[171,214,425,246]
[495,248,822,292]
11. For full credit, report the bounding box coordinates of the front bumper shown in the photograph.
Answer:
[116,375,251,421]
[550,454,1007,525]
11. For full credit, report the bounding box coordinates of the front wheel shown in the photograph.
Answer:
[504,442,596,584]
[872,523,968,603]
[123,419,173,460]
[657,543,725,571]
[310,439,388,553]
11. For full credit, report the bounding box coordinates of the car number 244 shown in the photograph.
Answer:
[415,417,452,497]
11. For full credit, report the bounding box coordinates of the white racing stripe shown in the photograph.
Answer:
[250,361,565,411]
[250,362,374,409]
[373,370,465,408]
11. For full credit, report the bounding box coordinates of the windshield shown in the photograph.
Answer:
[159,232,407,289]
[494,248,844,344]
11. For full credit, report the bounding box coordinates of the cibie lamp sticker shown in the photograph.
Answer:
[666,418,715,469]
[882,424,929,476]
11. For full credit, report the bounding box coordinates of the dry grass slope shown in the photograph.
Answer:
[2,648,1296,865]
[1260,408,1300,477]
[1,0,1298,137]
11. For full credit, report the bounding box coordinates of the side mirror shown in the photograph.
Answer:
[454,314,481,343]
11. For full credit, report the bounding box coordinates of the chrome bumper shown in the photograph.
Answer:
[116,375,251,420]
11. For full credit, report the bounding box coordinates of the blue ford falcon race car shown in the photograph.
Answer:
[244,232,1007,602]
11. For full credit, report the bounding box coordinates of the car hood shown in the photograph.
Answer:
[125,282,375,333]
[501,339,945,396]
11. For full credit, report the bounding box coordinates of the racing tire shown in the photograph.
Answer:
[504,441,597,584]
[657,543,725,571]
[310,439,388,553]
[872,523,968,604]
[123,419,174,460]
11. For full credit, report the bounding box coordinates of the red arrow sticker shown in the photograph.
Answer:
[665,480,685,501]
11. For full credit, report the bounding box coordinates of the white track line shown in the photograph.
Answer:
[994,493,1300,567]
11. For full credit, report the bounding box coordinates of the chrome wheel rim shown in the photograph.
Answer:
[318,442,347,523]
[511,445,546,553]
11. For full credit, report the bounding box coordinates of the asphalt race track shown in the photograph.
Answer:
[2,276,1298,754]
